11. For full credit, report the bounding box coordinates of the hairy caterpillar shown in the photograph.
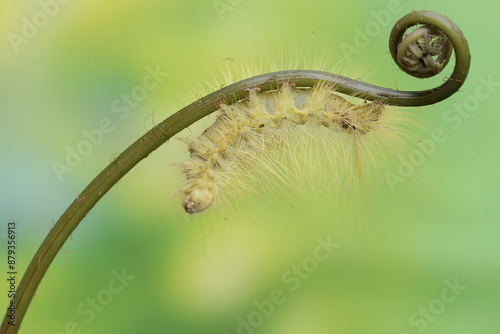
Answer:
[171,10,471,214]
[174,81,404,214]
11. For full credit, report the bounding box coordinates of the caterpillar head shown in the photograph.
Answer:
[181,185,216,214]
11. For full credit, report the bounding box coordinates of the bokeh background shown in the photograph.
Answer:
[1,0,499,333]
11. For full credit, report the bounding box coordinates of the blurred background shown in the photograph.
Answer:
[1,0,499,333]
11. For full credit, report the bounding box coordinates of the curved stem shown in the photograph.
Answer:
[1,10,470,333]
[388,10,471,104]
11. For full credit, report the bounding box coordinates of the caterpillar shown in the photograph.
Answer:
[172,10,471,214]
[174,82,395,214]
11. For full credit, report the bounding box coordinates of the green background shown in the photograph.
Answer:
[1,0,499,333]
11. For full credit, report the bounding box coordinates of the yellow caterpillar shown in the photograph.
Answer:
[175,81,401,213]
[170,10,470,214]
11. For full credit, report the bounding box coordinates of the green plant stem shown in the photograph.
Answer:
[1,10,470,333]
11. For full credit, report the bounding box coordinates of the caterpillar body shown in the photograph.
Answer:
[168,10,471,215]
[173,81,410,214]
